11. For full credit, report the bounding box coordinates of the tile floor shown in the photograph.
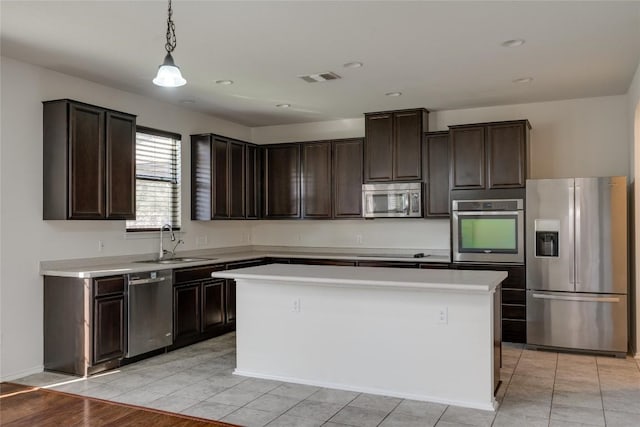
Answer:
[13,333,640,427]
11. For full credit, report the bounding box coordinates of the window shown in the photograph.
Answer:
[126,127,181,231]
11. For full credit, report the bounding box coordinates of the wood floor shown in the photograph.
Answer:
[0,382,238,427]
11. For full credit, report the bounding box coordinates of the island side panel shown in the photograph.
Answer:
[234,278,497,410]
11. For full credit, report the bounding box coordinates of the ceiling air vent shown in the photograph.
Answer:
[298,71,341,83]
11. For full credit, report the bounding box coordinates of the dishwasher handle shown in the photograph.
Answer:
[129,277,167,286]
[532,293,620,303]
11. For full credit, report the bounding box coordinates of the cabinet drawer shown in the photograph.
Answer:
[93,276,125,296]
[502,304,526,320]
[357,261,419,268]
[174,264,224,284]
[502,267,525,289]
[291,258,357,266]
[419,263,450,269]
[502,289,525,304]
[226,258,266,270]
[502,319,526,343]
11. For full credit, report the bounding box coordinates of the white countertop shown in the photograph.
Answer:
[212,263,506,293]
[40,246,451,278]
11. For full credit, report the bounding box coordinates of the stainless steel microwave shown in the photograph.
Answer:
[362,183,422,218]
[452,199,524,264]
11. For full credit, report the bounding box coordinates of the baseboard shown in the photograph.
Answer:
[1,365,43,382]
[233,369,498,411]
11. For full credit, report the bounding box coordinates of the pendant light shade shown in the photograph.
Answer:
[153,0,186,87]
[153,53,186,87]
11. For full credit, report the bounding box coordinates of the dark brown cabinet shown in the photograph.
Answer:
[364,109,428,182]
[454,263,526,343]
[301,138,364,219]
[423,132,450,217]
[449,120,530,190]
[44,274,125,376]
[191,134,257,220]
[92,277,125,365]
[357,261,419,268]
[333,138,363,218]
[43,99,136,220]
[173,264,229,347]
[290,258,357,266]
[262,144,301,218]
[302,141,332,218]
[245,144,260,219]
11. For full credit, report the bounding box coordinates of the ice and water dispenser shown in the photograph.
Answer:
[534,219,559,257]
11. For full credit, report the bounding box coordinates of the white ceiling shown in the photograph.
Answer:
[2,1,640,127]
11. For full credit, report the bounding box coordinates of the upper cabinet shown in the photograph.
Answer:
[43,99,136,220]
[190,134,259,220]
[449,120,530,190]
[262,143,301,219]
[332,138,363,218]
[364,108,428,182]
[423,131,450,217]
[301,138,364,219]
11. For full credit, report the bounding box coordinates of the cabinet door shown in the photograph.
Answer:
[303,141,332,218]
[423,132,450,217]
[225,279,236,325]
[229,141,245,218]
[450,126,485,189]
[262,144,301,218]
[93,295,124,364]
[191,135,213,220]
[364,114,393,182]
[393,111,422,181]
[69,103,105,218]
[487,122,526,189]
[212,138,229,218]
[105,112,136,219]
[333,138,363,218]
[202,279,225,332]
[245,144,260,219]
[174,284,201,343]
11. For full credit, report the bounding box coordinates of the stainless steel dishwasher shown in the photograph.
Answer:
[126,270,173,357]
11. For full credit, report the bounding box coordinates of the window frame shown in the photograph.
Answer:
[126,126,182,232]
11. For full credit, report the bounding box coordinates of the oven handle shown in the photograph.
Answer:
[453,210,522,216]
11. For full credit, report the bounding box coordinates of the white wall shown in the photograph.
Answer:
[0,57,255,380]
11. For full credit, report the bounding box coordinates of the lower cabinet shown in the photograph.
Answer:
[172,265,231,348]
[290,258,357,266]
[44,274,125,376]
[454,263,526,343]
[93,294,125,364]
[357,261,419,268]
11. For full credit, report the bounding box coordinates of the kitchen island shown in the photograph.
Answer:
[212,264,506,411]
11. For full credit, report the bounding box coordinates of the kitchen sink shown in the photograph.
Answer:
[135,257,216,264]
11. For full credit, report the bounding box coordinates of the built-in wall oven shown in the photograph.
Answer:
[452,199,524,264]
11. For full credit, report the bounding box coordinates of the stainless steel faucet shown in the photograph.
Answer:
[159,223,175,260]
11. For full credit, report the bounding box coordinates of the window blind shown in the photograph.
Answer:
[126,129,181,231]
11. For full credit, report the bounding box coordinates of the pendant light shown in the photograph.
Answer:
[153,0,186,87]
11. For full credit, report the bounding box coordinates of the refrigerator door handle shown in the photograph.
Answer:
[568,182,575,287]
[532,293,620,303]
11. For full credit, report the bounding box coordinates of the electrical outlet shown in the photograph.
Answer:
[292,298,301,313]
[356,234,363,244]
[98,240,104,252]
[437,307,448,324]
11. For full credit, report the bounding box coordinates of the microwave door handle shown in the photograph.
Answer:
[403,193,409,214]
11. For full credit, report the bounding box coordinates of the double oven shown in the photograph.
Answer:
[451,198,524,265]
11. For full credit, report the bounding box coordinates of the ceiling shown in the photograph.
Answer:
[2,1,640,127]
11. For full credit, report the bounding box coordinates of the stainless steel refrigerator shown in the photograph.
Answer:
[526,177,628,356]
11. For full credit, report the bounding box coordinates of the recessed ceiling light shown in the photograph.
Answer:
[513,77,533,84]
[276,103,291,108]
[215,80,234,85]
[501,39,525,48]
[180,99,195,104]
[343,61,363,68]
[385,92,402,97]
